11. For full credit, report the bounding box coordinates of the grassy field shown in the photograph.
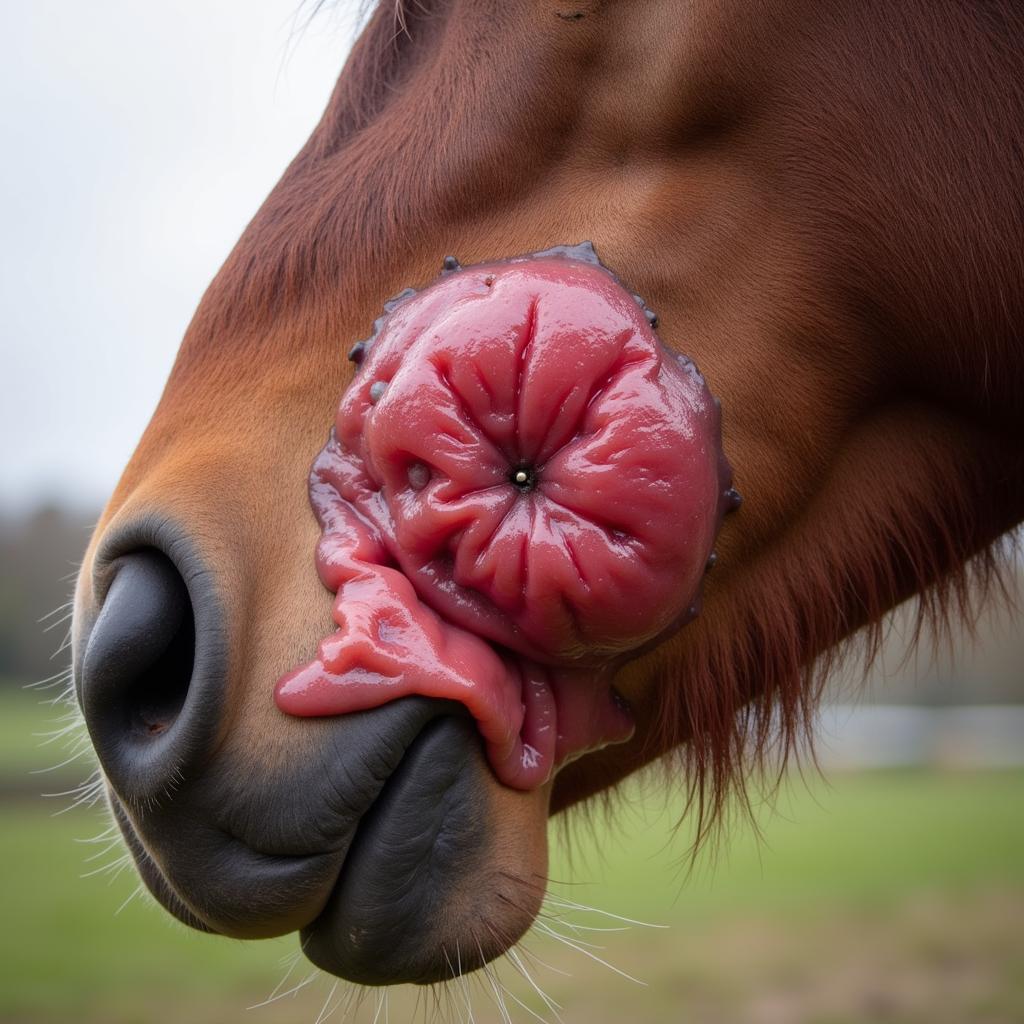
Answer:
[1,689,1022,1024]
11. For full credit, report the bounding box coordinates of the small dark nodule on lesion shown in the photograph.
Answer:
[510,466,538,491]
[556,10,585,20]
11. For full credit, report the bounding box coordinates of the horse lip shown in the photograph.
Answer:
[300,715,492,985]
[105,698,478,943]
[108,796,216,934]
[108,788,347,938]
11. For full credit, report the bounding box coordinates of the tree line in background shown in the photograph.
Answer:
[1,504,95,685]
[1,503,1020,702]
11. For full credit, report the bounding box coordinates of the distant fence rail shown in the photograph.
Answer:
[814,704,1024,769]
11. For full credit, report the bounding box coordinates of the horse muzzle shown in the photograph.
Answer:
[74,517,541,984]
[72,243,734,987]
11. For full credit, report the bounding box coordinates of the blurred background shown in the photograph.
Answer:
[1,4,1021,1022]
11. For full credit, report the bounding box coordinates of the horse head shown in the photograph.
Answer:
[72,0,1023,987]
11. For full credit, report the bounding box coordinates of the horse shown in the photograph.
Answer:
[71,0,1024,991]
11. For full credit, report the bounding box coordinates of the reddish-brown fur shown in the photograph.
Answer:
[80,0,1024,938]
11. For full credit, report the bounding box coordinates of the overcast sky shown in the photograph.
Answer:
[0,2,362,511]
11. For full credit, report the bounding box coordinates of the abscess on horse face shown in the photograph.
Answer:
[275,245,734,788]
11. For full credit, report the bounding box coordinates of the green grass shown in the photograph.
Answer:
[1,687,1022,1023]
[570,769,1024,919]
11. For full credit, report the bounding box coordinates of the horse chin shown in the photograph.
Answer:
[103,708,548,986]
[300,715,549,985]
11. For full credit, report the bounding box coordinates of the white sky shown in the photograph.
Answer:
[0,2,361,511]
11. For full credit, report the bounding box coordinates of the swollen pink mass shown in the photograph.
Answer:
[275,244,733,789]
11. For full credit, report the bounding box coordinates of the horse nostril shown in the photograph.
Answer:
[79,546,222,804]
[119,563,193,740]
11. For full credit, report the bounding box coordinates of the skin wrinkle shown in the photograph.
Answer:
[514,297,540,459]
[71,0,1024,981]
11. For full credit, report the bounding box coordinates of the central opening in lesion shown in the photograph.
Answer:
[510,465,538,492]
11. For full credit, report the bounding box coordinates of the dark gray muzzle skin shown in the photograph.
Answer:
[74,515,495,983]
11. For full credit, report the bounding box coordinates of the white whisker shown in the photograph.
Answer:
[41,687,77,707]
[455,940,476,1024]
[114,884,144,916]
[514,940,571,980]
[25,666,73,690]
[50,628,73,657]
[442,948,469,1024]
[81,839,122,865]
[350,984,372,1021]
[542,893,667,929]
[533,921,646,986]
[477,943,513,1024]
[313,980,340,1024]
[539,925,603,951]
[38,601,74,623]
[506,946,562,1020]
[80,851,132,882]
[248,949,306,1008]
[41,609,74,633]
[32,733,93,774]
[557,921,629,934]
[34,717,86,746]
[74,823,120,846]
[252,967,319,1009]
[497,980,549,1024]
